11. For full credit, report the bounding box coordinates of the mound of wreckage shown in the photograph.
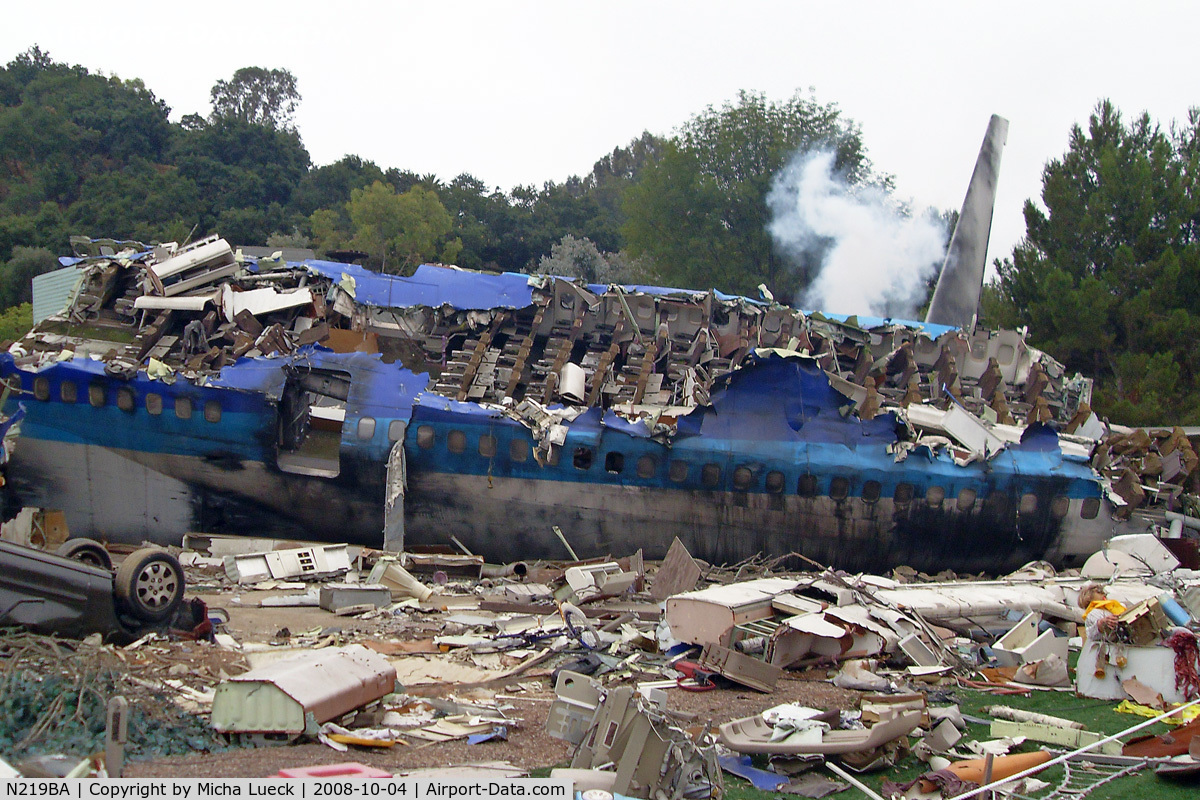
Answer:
[5,234,1199,528]
[1,530,1199,796]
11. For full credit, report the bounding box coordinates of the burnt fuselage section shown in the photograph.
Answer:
[0,237,1150,572]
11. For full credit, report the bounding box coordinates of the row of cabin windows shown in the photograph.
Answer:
[351,419,405,442]
[33,377,222,423]
[411,424,1102,520]
[35,377,409,444]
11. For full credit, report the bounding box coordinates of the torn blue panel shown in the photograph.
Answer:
[808,310,958,338]
[568,407,604,429]
[467,726,508,744]
[601,410,654,438]
[31,356,108,377]
[702,353,898,446]
[59,242,154,268]
[1019,422,1062,451]
[303,261,534,311]
[0,402,25,438]
[585,281,710,299]
[717,754,788,791]
[713,289,770,307]
[568,407,652,444]
[413,392,509,420]
[206,347,431,419]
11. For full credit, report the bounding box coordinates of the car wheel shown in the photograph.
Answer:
[56,538,113,570]
[114,548,185,623]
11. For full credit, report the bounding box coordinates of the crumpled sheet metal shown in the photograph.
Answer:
[211,644,396,734]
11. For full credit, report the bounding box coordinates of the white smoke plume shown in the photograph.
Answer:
[767,150,947,319]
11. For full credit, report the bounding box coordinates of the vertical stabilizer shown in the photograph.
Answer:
[924,114,1009,331]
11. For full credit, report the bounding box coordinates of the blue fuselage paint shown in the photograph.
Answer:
[0,349,1114,572]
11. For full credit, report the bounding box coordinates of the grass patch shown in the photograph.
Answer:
[715,687,1193,800]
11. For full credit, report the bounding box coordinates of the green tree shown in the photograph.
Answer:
[169,117,310,238]
[538,234,657,284]
[210,67,300,130]
[68,161,201,243]
[0,246,57,308]
[289,155,386,220]
[0,302,32,341]
[0,47,173,219]
[621,90,878,298]
[992,100,1200,424]
[346,181,462,273]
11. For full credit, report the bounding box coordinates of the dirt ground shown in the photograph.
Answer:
[124,668,860,779]
[0,550,872,779]
[92,564,864,779]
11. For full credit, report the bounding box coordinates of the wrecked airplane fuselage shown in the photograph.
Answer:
[0,233,1163,573]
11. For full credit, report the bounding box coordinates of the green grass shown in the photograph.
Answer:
[718,687,1196,800]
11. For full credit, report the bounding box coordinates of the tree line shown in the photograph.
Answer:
[1,47,1197,425]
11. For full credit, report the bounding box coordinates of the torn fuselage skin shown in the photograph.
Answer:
[0,240,1152,572]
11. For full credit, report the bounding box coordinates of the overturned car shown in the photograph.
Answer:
[0,538,185,641]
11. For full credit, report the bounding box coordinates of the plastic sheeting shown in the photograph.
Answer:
[303,262,534,311]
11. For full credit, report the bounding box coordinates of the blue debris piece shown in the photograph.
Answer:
[467,726,508,745]
[718,754,789,791]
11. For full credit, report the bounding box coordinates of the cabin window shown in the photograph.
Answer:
[60,380,77,404]
[701,463,721,489]
[479,434,497,458]
[33,377,49,401]
[764,315,782,333]
[1051,495,1070,519]
[636,455,656,478]
[862,480,882,503]
[204,400,222,424]
[509,439,528,463]
[731,466,752,491]
[559,292,575,310]
[175,396,192,420]
[668,460,689,483]
[926,486,945,506]
[985,491,1010,516]
[417,425,435,449]
[574,446,594,470]
[447,430,466,454]
[894,483,914,503]
[145,393,163,415]
[117,387,136,413]
[387,420,404,441]
[997,344,1016,365]
[605,452,625,474]
[546,445,561,466]
[830,476,849,500]
[956,488,977,512]
[88,382,106,408]
[797,473,818,498]
[766,471,785,494]
[356,416,376,440]
[1019,493,1038,515]
[1081,497,1100,519]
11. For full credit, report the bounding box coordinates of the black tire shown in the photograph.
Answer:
[114,548,185,623]
[56,538,113,570]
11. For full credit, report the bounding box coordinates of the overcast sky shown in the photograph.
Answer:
[4,1,1197,272]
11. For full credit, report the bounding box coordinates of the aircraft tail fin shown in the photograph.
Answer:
[924,114,1009,331]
